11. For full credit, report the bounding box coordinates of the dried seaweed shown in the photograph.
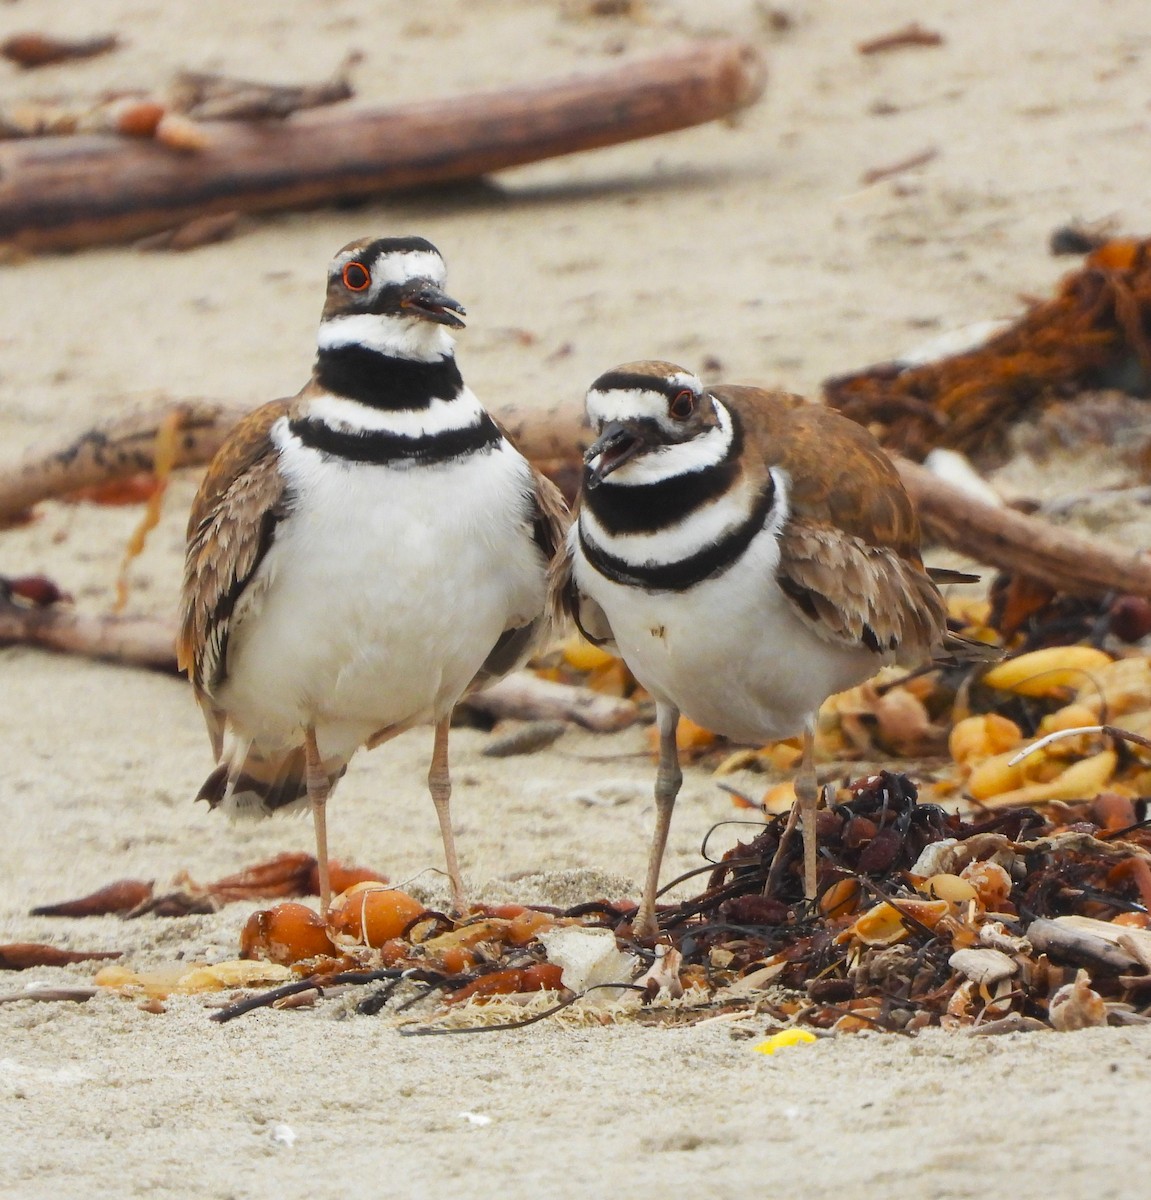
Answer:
[824,238,1151,461]
[177,771,1150,1035]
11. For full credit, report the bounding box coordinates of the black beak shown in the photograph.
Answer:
[400,282,467,328]
[584,421,645,488]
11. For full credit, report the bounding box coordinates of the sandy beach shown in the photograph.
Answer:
[3,3,1151,1197]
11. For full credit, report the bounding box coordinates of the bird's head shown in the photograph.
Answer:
[582,361,719,487]
[318,236,466,359]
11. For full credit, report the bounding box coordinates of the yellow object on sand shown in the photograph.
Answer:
[752,1028,818,1055]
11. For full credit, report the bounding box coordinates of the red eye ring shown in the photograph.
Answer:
[342,261,371,291]
[669,388,696,420]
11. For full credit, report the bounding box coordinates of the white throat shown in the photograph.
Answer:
[318,313,455,363]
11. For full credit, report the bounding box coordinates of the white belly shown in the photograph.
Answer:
[220,435,544,757]
[573,524,880,743]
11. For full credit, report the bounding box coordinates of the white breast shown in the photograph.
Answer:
[219,418,544,758]
[572,519,880,743]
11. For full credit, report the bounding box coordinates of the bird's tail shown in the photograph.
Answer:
[195,738,346,818]
[940,629,1004,665]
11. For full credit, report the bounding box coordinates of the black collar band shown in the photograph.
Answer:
[289,412,503,466]
[314,345,463,410]
[578,474,777,592]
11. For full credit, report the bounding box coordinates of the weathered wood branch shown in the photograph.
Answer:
[0,400,235,521]
[0,598,177,670]
[895,456,1151,599]
[0,40,766,252]
[468,674,637,732]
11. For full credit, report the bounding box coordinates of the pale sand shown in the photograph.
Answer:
[3,3,1151,1197]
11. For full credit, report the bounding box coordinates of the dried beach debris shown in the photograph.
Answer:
[29,853,388,920]
[824,236,1151,460]
[30,878,154,917]
[860,146,938,187]
[167,63,355,121]
[63,766,1151,1036]
[0,32,120,69]
[1048,968,1108,1031]
[482,719,568,758]
[241,903,338,966]
[112,406,183,612]
[0,60,355,145]
[0,942,121,970]
[96,959,293,999]
[857,24,944,55]
[135,212,240,253]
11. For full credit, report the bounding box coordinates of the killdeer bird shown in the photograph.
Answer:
[178,236,568,915]
[553,361,988,938]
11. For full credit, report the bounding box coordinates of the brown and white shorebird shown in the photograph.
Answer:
[178,236,568,914]
[553,361,988,937]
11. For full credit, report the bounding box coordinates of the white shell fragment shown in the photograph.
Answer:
[538,926,638,1000]
[949,947,1018,987]
[979,921,1032,955]
[636,944,684,999]
[269,1123,297,1148]
[910,839,967,878]
[1049,969,1109,1032]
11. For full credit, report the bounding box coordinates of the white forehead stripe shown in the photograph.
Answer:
[369,249,446,287]
[585,372,701,427]
[329,247,447,304]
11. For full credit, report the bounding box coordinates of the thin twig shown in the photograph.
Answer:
[1008,724,1151,766]
[397,983,649,1036]
[210,968,404,1023]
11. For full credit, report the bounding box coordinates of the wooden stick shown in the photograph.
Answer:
[0,41,766,252]
[895,456,1151,600]
[0,594,178,670]
[465,673,637,733]
[0,399,235,522]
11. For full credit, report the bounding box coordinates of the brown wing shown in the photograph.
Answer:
[712,385,947,664]
[776,518,946,663]
[714,386,926,556]
[527,464,570,568]
[177,400,293,697]
[546,492,617,648]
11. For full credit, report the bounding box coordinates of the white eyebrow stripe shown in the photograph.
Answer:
[329,247,448,303]
[585,387,669,426]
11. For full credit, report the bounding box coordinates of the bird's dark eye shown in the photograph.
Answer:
[669,389,697,421]
[342,261,371,291]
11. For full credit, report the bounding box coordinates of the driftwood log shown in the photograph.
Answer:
[896,458,1151,600]
[0,40,766,252]
[5,396,1151,604]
